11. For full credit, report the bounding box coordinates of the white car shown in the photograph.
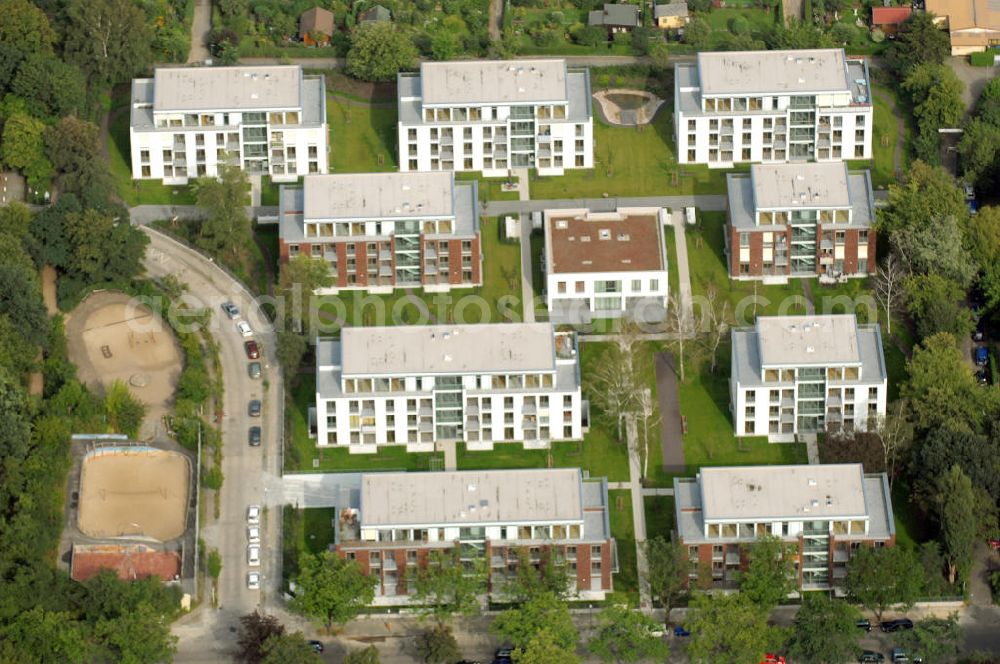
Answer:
[236,320,253,337]
[247,505,261,525]
[247,571,260,590]
[248,545,260,567]
[248,526,260,544]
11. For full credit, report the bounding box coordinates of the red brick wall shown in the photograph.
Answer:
[447,239,463,285]
[470,234,482,285]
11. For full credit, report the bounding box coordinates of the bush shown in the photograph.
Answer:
[971,51,997,67]
[207,549,222,579]
[202,465,224,490]
[572,24,606,47]
[728,16,750,36]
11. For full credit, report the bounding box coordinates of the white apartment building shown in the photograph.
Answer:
[730,314,887,441]
[543,207,669,323]
[397,59,593,176]
[278,172,481,293]
[129,66,328,184]
[675,49,873,167]
[315,323,585,454]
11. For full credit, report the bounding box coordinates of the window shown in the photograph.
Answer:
[858,230,869,244]
[868,387,878,400]
[140,150,150,163]
[557,281,566,294]
[687,149,696,161]
[858,258,868,273]
[631,279,641,292]
[739,233,750,248]
[575,281,585,293]
[649,279,659,292]
[688,119,696,131]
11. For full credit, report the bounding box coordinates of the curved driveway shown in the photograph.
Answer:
[141,227,284,659]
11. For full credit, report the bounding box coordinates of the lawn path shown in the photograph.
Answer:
[626,416,652,610]
[871,87,904,180]
[187,0,212,63]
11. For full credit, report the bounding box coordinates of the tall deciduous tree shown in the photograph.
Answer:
[279,255,334,333]
[194,164,252,262]
[44,116,112,207]
[0,606,91,664]
[585,333,646,442]
[588,604,669,663]
[10,53,87,119]
[645,536,687,614]
[259,632,321,664]
[787,594,862,664]
[416,623,461,664]
[886,11,951,77]
[845,546,923,623]
[737,535,797,610]
[103,380,146,438]
[491,591,577,652]
[64,0,153,87]
[501,548,572,601]
[935,465,998,585]
[1,112,52,189]
[346,22,417,83]
[516,627,580,664]
[412,550,485,625]
[895,614,963,664]
[0,0,56,58]
[236,611,286,664]
[873,253,904,335]
[93,601,178,664]
[904,273,975,342]
[289,551,376,629]
[684,592,772,664]
[902,332,993,433]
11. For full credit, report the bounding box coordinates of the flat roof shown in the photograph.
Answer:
[303,172,455,221]
[756,314,861,367]
[699,464,869,521]
[340,323,557,376]
[153,66,302,112]
[752,162,851,210]
[419,60,568,106]
[546,209,665,274]
[697,49,850,96]
[360,468,583,527]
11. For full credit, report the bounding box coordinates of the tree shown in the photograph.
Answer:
[346,23,417,83]
[0,263,47,344]
[895,614,963,663]
[237,611,286,664]
[845,546,923,623]
[289,551,377,629]
[412,550,485,625]
[935,465,997,585]
[588,604,669,663]
[344,645,381,664]
[416,623,461,664]
[645,536,687,613]
[684,592,772,664]
[44,116,112,207]
[276,331,308,383]
[10,53,87,119]
[64,0,152,87]
[63,208,148,285]
[967,206,1000,309]
[902,332,992,433]
[1,112,52,189]
[584,330,645,442]
[103,380,146,438]
[901,63,965,162]
[516,628,580,664]
[684,17,712,48]
[279,255,334,331]
[665,289,693,381]
[873,253,905,336]
[787,594,861,664]
[0,0,56,58]
[429,31,459,61]
[872,400,913,487]
[259,632,321,664]
[502,548,572,601]
[344,646,381,664]
[886,11,951,76]
[491,591,577,651]
[904,273,975,342]
[0,606,91,664]
[959,120,1000,192]
[93,602,178,664]
[697,283,732,374]
[572,25,606,47]
[913,427,1000,505]
[194,164,252,262]
[736,535,797,610]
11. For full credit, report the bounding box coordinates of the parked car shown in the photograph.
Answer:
[859,651,885,663]
[492,647,513,664]
[221,301,240,319]
[975,346,989,367]
[891,648,922,663]
[978,369,990,385]
[856,618,872,632]
[244,340,260,359]
[248,399,261,417]
[236,320,253,337]
[760,655,786,664]
[965,183,976,200]
[247,545,260,567]
[247,505,260,525]
[248,426,261,447]
[989,538,1000,550]
[308,640,324,653]
[248,362,262,379]
[247,571,260,589]
[881,618,914,632]
[248,526,260,544]
[674,626,691,637]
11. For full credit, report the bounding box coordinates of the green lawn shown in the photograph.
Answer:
[644,495,675,542]
[302,507,338,555]
[456,172,520,202]
[529,231,545,302]
[456,434,630,482]
[107,102,196,206]
[327,95,397,173]
[608,490,638,594]
[664,225,680,296]
[891,479,929,550]
[529,102,730,199]
[851,84,908,190]
[702,7,777,44]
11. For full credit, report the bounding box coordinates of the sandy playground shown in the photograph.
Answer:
[66,291,182,440]
[77,447,190,542]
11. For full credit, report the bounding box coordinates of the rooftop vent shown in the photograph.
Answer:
[556,220,568,229]
[811,499,820,507]
[599,229,611,240]
[617,233,630,241]
[580,236,591,243]
[808,478,817,486]
[806,346,815,353]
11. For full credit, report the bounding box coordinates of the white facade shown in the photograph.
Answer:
[315,323,585,454]
[543,207,669,322]
[675,49,873,168]
[397,60,593,177]
[730,314,887,441]
[129,66,328,185]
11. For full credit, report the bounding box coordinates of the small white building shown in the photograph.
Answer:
[129,66,328,184]
[397,59,593,177]
[315,323,584,453]
[675,49,873,167]
[543,207,669,323]
[730,314,887,441]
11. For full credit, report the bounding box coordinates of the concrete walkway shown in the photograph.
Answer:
[186,0,212,63]
[484,194,727,217]
[642,487,674,496]
[514,168,536,323]
[669,210,695,333]
[626,416,652,609]
[801,278,816,315]
[441,440,457,471]
[803,434,819,464]
[654,352,686,474]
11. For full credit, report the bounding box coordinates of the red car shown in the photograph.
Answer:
[761,655,786,664]
[989,538,1000,551]
[244,340,260,359]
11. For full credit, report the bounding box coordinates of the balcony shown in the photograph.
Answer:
[522,403,537,415]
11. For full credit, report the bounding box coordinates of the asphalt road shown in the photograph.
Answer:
[141,228,284,660]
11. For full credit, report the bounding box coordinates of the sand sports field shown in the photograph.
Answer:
[77,447,190,542]
[66,291,182,440]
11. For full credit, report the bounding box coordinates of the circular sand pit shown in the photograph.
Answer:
[78,447,190,542]
[593,89,664,126]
